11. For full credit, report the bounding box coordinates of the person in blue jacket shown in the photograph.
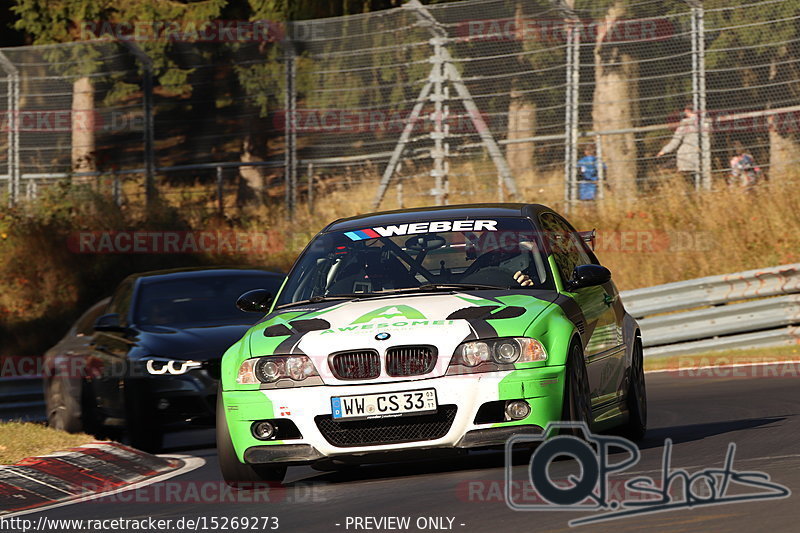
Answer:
[577,144,606,200]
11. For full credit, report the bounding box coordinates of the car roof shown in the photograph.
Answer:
[126,267,284,285]
[323,203,552,232]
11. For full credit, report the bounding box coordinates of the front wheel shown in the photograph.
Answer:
[619,338,647,441]
[124,379,163,453]
[45,376,83,433]
[561,340,592,434]
[216,389,286,488]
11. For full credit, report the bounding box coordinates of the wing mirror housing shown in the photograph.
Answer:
[566,264,611,291]
[236,289,274,313]
[578,229,596,250]
[93,313,125,332]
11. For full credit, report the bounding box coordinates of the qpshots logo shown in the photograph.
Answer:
[505,422,790,526]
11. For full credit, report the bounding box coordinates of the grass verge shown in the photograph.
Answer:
[0,421,95,465]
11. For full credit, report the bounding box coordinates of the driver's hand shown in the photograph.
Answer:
[514,271,534,287]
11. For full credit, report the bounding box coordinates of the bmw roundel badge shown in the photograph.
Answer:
[375,332,391,341]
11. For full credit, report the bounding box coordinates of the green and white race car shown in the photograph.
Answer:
[217,204,646,485]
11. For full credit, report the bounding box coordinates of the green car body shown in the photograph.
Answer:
[217,204,646,484]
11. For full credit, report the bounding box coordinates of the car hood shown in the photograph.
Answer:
[248,290,559,385]
[136,323,255,361]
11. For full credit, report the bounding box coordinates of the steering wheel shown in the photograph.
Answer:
[459,266,517,287]
[460,249,518,279]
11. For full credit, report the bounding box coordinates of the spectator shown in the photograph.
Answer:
[656,104,707,187]
[729,141,762,190]
[577,144,606,201]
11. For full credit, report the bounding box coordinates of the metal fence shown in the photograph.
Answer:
[0,375,44,422]
[621,263,800,357]
[2,0,800,213]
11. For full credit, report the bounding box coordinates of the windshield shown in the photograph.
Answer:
[276,217,553,307]
[135,274,283,327]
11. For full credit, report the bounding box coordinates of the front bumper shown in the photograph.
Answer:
[222,366,565,464]
[132,371,218,429]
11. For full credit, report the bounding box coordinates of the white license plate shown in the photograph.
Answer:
[331,388,437,421]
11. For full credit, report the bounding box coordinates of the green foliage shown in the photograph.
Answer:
[12,0,227,93]
[705,0,798,62]
[704,0,800,101]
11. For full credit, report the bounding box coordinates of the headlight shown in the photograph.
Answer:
[449,338,547,372]
[237,355,320,385]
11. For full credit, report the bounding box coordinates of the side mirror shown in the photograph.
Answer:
[566,264,611,291]
[578,229,596,251]
[94,313,125,332]
[236,289,274,313]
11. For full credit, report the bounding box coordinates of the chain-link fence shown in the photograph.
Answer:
[1,0,799,214]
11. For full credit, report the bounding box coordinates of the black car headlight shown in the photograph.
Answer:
[448,338,547,372]
[237,355,320,385]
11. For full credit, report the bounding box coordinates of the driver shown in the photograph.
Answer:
[514,270,535,287]
[512,240,541,287]
[462,237,543,288]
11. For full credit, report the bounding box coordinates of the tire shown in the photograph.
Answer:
[561,340,592,434]
[619,338,647,441]
[45,376,84,433]
[216,389,286,488]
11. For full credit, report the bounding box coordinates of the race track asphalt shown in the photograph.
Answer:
[27,367,800,533]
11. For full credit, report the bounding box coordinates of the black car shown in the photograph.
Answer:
[42,267,284,451]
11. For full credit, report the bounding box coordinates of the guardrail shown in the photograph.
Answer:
[0,376,45,422]
[620,263,800,358]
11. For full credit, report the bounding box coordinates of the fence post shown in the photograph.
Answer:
[563,14,580,210]
[0,52,19,207]
[216,165,224,217]
[397,181,404,209]
[284,32,297,220]
[112,169,122,207]
[596,135,605,201]
[690,4,711,191]
[306,162,314,214]
[695,5,712,190]
[430,37,448,206]
[120,40,156,209]
[372,0,517,209]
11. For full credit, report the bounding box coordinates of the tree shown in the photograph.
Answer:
[576,0,640,192]
[12,0,227,177]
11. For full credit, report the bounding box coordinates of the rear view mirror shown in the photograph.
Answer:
[566,264,611,291]
[236,289,274,313]
[405,233,446,252]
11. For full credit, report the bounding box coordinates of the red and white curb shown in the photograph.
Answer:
[0,442,198,516]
